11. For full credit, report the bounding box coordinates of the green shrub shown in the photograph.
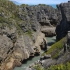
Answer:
[33,65,44,70]
[0,0,18,13]
[66,62,70,70]
[47,62,70,70]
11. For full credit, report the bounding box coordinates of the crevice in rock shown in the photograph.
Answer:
[7,47,14,54]
[39,22,50,26]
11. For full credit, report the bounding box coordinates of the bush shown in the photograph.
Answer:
[0,0,18,13]
[47,62,70,70]
[33,65,44,70]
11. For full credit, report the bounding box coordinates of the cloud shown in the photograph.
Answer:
[11,0,68,4]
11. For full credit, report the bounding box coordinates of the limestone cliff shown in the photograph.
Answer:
[56,1,70,41]
[0,0,57,70]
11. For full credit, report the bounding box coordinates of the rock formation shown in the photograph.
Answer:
[56,1,70,41]
[19,4,57,36]
[28,1,70,70]
[0,0,57,70]
[24,1,70,70]
[1,0,70,70]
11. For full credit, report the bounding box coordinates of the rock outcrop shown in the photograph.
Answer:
[41,26,56,36]
[56,1,70,41]
[0,35,13,63]
[19,4,57,36]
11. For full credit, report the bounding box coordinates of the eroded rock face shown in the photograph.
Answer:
[41,26,56,36]
[19,4,58,36]
[34,32,47,52]
[0,35,14,70]
[14,35,30,60]
[0,1,58,70]
[19,4,58,27]
[13,32,47,61]
[0,35,13,63]
[56,1,70,41]
[0,31,47,70]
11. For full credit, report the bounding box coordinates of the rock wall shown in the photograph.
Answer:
[0,28,47,70]
[19,4,57,36]
[56,1,70,41]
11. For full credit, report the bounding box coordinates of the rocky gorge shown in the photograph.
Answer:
[0,0,70,70]
[26,1,70,70]
[0,0,57,70]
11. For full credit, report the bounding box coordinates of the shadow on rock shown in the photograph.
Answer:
[48,42,55,46]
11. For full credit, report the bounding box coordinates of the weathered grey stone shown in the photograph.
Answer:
[19,4,58,30]
[44,54,51,59]
[57,52,70,64]
[14,35,30,60]
[56,1,70,40]
[0,35,13,61]
[40,54,51,60]
[41,26,56,36]
[41,59,56,68]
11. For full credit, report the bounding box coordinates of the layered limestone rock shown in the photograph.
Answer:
[19,4,58,36]
[0,0,58,70]
[0,32,47,70]
[56,1,70,41]
[34,32,47,52]
[41,26,56,36]
[19,4,58,26]
[0,35,13,63]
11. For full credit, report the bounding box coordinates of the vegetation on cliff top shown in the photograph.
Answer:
[0,0,18,13]
[0,0,29,35]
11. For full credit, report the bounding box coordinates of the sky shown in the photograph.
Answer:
[11,0,68,5]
